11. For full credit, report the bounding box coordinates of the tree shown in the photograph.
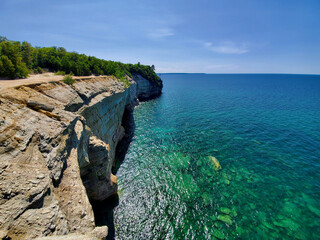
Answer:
[0,36,160,82]
[0,36,8,42]
[93,65,103,75]
[0,55,15,78]
[21,41,33,68]
[0,41,29,78]
[57,47,66,53]
[15,61,29,78]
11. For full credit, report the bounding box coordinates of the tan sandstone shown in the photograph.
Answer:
[0,74,162,239]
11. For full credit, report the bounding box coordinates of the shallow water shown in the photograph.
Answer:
[113,74,320,239]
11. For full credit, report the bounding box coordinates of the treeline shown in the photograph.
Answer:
[0,36,161,85]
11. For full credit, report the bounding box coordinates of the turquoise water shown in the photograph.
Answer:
[113,74,320,239]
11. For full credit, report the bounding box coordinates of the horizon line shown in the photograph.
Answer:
[157,72,320,76]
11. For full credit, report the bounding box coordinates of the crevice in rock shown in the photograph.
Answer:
[52,162,67,188]
[72,89,90,106]
[90,194,119,240]
[49,120,79,188]
[27,187,51,210]
[113,104,135,174]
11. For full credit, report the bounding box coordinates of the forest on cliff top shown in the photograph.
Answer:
[0,36,161,85]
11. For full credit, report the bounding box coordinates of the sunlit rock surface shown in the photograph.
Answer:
[0,74,161,239]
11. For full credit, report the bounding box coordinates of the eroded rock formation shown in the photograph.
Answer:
[0,74,162,239]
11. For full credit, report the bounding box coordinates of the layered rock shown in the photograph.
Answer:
[0,74,162,239]
[133,74,162,101]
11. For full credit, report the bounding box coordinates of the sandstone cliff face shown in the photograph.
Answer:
[0,74,162,239]
[133,74,162,101]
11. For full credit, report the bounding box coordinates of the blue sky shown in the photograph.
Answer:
[1,0,319,73]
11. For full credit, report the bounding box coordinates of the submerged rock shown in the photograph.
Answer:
[201,192,212,206]
[210,215,217,221]
[217,214,233,225]
[231,208,238,217]
[234,136,243,140]
[212,228,226,239]
[220,207,232,215]
[222,172,230,185]
[273,218,299,231]
[236,226,245,236]
[209,156,222,171]
[262,221,274,230]
[301,193,320,217]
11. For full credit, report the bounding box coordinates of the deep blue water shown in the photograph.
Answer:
[114,74,320,239]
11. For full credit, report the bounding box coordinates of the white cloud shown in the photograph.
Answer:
[148,28,174,39]
[205,41,248,54]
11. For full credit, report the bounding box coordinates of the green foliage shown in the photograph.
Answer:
[127,63,162,86]
[0,40,29,78]
[0,36,8,43]
[125,79,131,88]
[117,76,131,88]
[21,41,33,68]
[0,55,15,78]
[15,61,29,78]
[0,36,162,86]
[62,74,75,85]
[33,66,43,74]
[55,70,66,76]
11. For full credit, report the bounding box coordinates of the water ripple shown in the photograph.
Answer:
[114,74,320,239]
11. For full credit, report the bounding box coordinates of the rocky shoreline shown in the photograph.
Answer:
[0,74,162,239]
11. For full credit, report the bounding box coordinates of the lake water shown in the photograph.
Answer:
[113,74,320,239]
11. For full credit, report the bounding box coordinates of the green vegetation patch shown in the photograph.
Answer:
[55,70,66,76]
[62,75,75,85]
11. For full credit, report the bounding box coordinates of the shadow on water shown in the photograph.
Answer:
[114,93,163,175]
[90,194,119,240]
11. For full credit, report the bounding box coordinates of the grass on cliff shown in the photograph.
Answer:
[0,36,162,86]
[62,74,75,85]
[117,75,131,88]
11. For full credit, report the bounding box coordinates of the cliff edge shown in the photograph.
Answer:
[0,74,162,240]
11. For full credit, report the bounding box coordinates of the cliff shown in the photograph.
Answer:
[0,74,162,240]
